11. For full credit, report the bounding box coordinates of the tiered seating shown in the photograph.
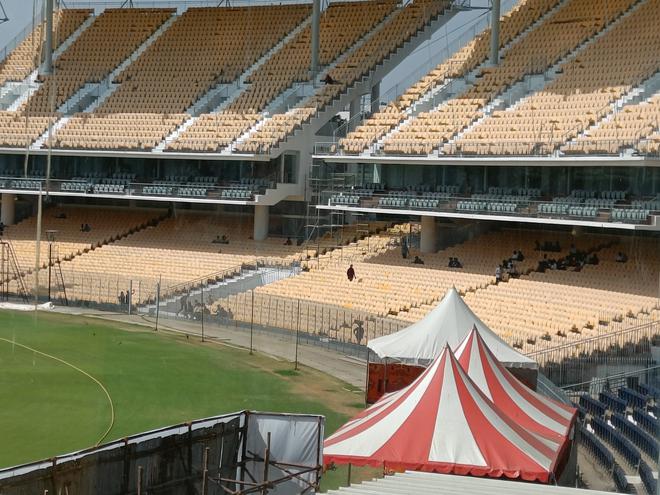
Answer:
[57,213,312,302]
[639,461,658,495]
[451,0,660,155]
[0,111,53,148]
[55,5,310,151]
[234,0,449,153]
[172,0,397,153]
[591,416,641,469]
[339,0,561,153]
[563,93,660,154]
[611,413,658,460]
[386,0,638,155]
[579,394,607,417]
[54,113,186,150]
[637,128,660,154]
[1,206,159,272]
[599,390,627,414]
[0,9,92,85]
[25,9,175,114]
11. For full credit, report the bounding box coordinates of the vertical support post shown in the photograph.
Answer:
[47,241,52,301]
[365,348,370,405]
[42,0,54,75]
[347,463,352,485]
[202,447,209,495]
[34,184,43,307]
[295,298,300,370]
[310,0,320,81]
[136,466,143,495]
[261,432,271,495]
[128,279,133,315]
[1,193,16,225]
[201,285,205,342]
[155,277,161,332]
[489,0,501,66]
[250,290,254,355]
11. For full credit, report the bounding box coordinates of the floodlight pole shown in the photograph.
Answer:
[42,0,54,76]
[311,0,321,82]
[249,289,254,355]
[489,0,501,66]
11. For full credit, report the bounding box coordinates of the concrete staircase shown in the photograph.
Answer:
[140,265,299,317]
[153,15,314,152]
[382,0,648,156]
[64,13,178,115]
[31,116,70,150]
[564,71,660,150]
[261,1,463,158]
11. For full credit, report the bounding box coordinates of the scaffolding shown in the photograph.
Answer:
[0,240,30,303]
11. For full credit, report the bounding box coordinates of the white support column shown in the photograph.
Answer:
[253,205,269,241]
[420,215,437,254]
[489,0,501,66]
[1,193,16,226]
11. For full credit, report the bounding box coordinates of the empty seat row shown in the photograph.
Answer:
[330,194,360,205]
[611,208,649,222]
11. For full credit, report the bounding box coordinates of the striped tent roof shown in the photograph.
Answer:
[324,346,561,482]
[454,327,576,447]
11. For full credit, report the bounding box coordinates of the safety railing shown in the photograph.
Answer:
[319,191,659,225]
[0,176,279,201]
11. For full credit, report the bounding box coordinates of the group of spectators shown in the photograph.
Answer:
[212,235,229,244]
[495,249,524,283]
[80,223,91,232]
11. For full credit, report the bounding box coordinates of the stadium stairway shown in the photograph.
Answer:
[378,0,649,157]
[563,72,660,154]
[140,264,301,317]
[52,12,178,120]
[236,0,463,158]
[152,13,315,153]
[371,0,572,154]
[0,13,95,112]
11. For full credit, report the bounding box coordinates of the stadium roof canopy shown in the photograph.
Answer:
[367,287,537,368]
[324,345,561,482]
[325,471,613,495]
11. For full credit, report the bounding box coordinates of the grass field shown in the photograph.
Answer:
[0,310,377,490]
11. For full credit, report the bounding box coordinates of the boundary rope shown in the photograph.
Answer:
[0,336,115,446]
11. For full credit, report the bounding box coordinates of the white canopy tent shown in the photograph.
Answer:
[367,287,536,369]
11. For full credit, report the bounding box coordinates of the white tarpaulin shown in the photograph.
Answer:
[367,287,536,368]
[245,412,324,494]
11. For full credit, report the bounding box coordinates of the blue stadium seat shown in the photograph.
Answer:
[618,387,647,409]
[579,394,606,417]
[639,461,657,495]
[611,413,659,459]
[591,417,641,468]
[632,409,660,436]
[599,391,627,413]
[637,383,660,400]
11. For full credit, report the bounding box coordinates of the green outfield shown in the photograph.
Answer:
[0,310,374,490]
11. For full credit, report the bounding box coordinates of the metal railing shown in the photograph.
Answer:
[320,191,659,225]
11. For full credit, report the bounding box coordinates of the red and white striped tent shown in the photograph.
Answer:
[324,346,561,482]
[454,327,576,447]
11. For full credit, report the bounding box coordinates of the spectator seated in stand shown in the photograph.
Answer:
[284,237,292,245]
[413,255,424,265]
[615,251,628,263]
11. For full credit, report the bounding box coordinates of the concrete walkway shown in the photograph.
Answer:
[53,307,368,389]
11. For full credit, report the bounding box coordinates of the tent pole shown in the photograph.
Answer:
[347,463,352,485]
[383,358,388,395]
[364,348,370,406]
